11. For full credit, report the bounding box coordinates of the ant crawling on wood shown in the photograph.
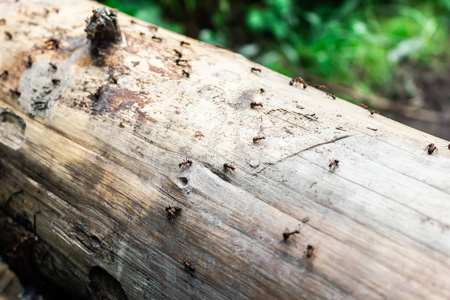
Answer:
[165,205,182,219]
[10,89,20,96]
[175,59,188,66]
[148,25,158,31]
[359,103,378,115]
[52,79,60,84]
[326,93,336,100]
[306,244,315,258]
[94,86,103,100]
[425,143,438,155]
[5,31,12,40]
[329,159,339,170]
[184,261,195,273]
[49,62,57,70]
[26,55,33,68]
[251,67,261,73]
[223,163,235,171]
[282,229,300,241]
[173,49,182,58]
[253,136,265,143]
[181,70,190,78]
[250,101,263,109]
[109,74,118,84]
[179,159,192,168]
[290,77,307,89]
[152,36,162,42]
[180,41,190,46]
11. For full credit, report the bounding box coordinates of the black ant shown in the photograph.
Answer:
[5,31,12,40]
[181,70,189,78]
[10,89,20,96]
[44,8,50,14]
[259,88,265,94]
[251,67,261,73]
[253,136,265,143]
[139,32,145,37]
[173,49,182,58]
[425,143,438,155]
[53,8,59,13]
[180,41,190,46]
[250,101,263,109]
[94,86,103,100]
[306,244,315,258]
[130,20,136,24]
[0,70,8,79]
[448,144,450,150]
[49,62,57,70]
[282,229,300,241]
[109,74,118,84]
[175,59,188,66]
[179,159,192,168]
[151,36,162,42]
[26,55,33,68]
[148,25,158,31]
[165,205,182,219]
[326,93,336,100]
[52,79,60,84]
[290,77,307,89]
[329,159,339,170]
[223,163,235,171]
[184,261,195,273]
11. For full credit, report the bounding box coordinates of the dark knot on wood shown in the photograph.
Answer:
[84,7,121,45]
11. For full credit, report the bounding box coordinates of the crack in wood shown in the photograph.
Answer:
[272,135,352,165]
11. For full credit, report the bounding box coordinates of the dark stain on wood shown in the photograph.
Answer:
[0,108,26,150]
[89,266,128,300]
[63,160,106,193]
[85,7,122,45]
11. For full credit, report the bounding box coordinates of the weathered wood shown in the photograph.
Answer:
[1,1,450,299]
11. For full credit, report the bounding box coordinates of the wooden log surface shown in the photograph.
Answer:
[1,0,450,299]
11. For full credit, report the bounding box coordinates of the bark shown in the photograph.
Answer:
[1,0,450,299]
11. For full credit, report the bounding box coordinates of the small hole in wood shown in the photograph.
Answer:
[178,177,188,187]
[91,235,101,248]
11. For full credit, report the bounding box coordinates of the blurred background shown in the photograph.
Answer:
[100,0,450,140]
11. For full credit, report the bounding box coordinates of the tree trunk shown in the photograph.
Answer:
[1,1,450,299]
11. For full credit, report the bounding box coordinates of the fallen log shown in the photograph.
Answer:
[1,1,450,299]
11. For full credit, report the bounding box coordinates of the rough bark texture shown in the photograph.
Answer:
[1,1,450,299]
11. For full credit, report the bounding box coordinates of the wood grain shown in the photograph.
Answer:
[1,1,449,299]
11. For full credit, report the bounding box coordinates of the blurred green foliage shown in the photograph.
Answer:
[102,0,450,100]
